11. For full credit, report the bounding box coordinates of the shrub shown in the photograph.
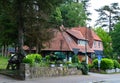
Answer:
[72,55,79,63]
[45,55,50,62]
[22,54,42,66]
[81,61,88,75]
[92,58,114,71]
[68,63,79,68]
[92,59,98,69]
[113,60,120,68]
[88,64,93,71]
[101,58,114,70]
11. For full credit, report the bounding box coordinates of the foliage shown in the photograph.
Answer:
[0,0,67,56]
[72,55,79,63]
[94,27,113,58]
[113,60,120,68]
[101,58,114,70]
[22,54,42,66]
[45,55,51,62]
[68,63,79,68]
[92,58,114,71]
[45,55,57,64]
[56,60,63,64]
[60,2,87,27]
[111,22,120,57]
[81,61,88,75]
[23,0,67,53]
[50,7,63,27]
[92,59,98,69]
[95,3,120,32]
[80,0,91,21]
[66,61,72,64]
[88,64,94,71]
[0,0,17,55]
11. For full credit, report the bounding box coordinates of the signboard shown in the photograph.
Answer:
[98,55,102,61]
[72,48,79,55]
[98,55,102,71]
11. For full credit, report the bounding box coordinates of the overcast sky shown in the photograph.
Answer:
[88,0,120,27]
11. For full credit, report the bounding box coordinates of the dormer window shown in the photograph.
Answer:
[78,40,87,46]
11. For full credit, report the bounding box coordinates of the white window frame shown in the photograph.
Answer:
[78,40,87,46]
[94,41,97,48]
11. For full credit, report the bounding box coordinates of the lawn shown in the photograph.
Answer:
[0,56,9,69]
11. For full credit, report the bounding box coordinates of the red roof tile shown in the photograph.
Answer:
[23,45,29,50]
[63,32,94,53]
[72,27,101,41]
[23,45,36,50]
[72,27,101,48]
[66,29,85,40]
[42,29,94,53]
[42,30,70,51]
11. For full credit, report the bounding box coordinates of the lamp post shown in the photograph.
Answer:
[85,25,90,64]
[85,29,88,64]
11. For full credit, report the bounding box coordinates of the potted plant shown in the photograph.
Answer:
[56,60,63,67]
[49,61,55,67]
[66,61,72,66]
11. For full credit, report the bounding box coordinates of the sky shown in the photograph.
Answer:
[88,0,120,27]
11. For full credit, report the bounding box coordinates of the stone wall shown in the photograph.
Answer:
[19,63,82,80]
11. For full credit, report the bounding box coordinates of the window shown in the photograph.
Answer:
[98,41,101,48]
[78,40,87,46]
[94,41,97,48]
[94,41,101,48]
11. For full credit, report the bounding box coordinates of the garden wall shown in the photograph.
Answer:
[19,63,82,80]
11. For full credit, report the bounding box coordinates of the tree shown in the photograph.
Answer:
[60,2,87,27]
[80,0,91,22]
[0,0,67,69]
[23,0,66,53]
[71,0,91,23]
[0,0,66,54]
[0,0,17,56]
[94,27,113,58]
[49,7,63,27]
[111,22,120,58]
[49,0,90,27]
[95,3,120,33]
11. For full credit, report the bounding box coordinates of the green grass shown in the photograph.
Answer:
[0,56,9,69]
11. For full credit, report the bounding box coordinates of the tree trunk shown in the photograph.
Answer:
[2,46,4,56]
[109,12,112,33]
[36,41,39,54]
[8,0,26,70]
[16,0,25,56]
[5,44,8,57]
[2,44,8,57]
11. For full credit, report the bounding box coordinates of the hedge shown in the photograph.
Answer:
[92,58,114,71]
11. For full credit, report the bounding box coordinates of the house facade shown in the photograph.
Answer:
[41,26,103,63]
[72,27,103,57]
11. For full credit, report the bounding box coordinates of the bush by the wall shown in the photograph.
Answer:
[72,55,79,63]
[22,54,42,66]
[100,58,114,70]
[92,58,114,71]
[92,59,98,69]
[81,61,88,75]
[88,64,94,71]
[113,60,120,68]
